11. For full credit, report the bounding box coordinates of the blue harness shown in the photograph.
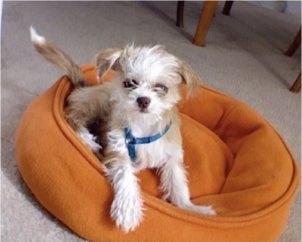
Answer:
[124,122,172,162]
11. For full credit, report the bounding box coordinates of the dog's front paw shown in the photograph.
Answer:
[185,204,216,216]
[110,195,144,232]
[76,129,102,152]
[195,205,216,216]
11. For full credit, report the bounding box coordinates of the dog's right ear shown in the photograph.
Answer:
[96,48,122,80]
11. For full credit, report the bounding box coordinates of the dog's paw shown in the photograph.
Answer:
[184,204,216,216]
[110,195,144,232]
[194,205,216,216]
[76,129,102,152]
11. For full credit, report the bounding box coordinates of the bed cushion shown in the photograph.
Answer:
[15,65,299,242]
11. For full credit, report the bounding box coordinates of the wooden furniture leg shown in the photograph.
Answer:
[193,1,218,46]
[222,1,234,15]
[285,28,301,57]
[290,72,301,92]
[176,1,185,27]
[285,28,301,92]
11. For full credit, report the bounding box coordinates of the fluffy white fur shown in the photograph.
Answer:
[30,26,46,44]
[106,162,144,232]
[30,27,216,233]
[77,127,102,152]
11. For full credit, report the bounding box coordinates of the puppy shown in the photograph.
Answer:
[30,27,216,232]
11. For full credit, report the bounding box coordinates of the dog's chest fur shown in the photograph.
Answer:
[127,123,183,171]
[134,139,176,170]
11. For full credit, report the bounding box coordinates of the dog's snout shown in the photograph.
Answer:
[137,97,151,109]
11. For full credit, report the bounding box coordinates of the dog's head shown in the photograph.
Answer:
[96,45,200,124]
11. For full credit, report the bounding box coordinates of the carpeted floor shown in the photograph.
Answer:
[1,1,300,241]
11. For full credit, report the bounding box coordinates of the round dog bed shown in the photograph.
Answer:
[15,65,299,242]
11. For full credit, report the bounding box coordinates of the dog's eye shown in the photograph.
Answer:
[123,79,138,89]
[154,83,168,94]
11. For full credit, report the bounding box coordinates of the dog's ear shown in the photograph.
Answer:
[96,48,122,80]
[178,61,200,97]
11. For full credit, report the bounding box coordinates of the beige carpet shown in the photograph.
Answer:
[1,1,300,241]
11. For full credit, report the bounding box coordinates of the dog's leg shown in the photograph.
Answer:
[76,127,102,152]
[66,85,111,153]
[104,130,144,232]
[106,162,144,232]
[159,158,216,216]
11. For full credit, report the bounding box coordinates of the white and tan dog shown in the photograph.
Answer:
[30,27,216,232]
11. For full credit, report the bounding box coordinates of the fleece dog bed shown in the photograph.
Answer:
[15,65,299,242]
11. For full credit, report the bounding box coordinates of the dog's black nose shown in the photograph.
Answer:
[137,97,151,109]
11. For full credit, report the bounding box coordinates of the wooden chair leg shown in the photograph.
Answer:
[176,1,185,27]
[193,1,218,46]
[290,72,301,92]
[222,1,234,15]
[285,28,301,57]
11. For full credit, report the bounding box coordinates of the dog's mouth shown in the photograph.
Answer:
[139,107,149,113]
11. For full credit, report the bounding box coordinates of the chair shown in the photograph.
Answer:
[176,1,218,46]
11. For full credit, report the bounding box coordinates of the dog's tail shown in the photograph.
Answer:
[30,26,85,87]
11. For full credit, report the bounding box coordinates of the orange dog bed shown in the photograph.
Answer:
[15,65,299,242]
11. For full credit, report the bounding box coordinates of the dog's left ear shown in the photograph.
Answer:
[178,61,201,97]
